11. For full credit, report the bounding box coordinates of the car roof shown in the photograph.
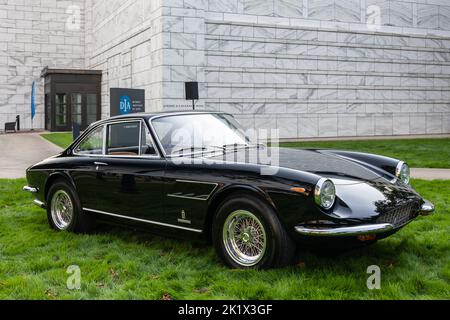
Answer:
[71,111,232,150]
[99,111,229,123]
[84,111,234,134]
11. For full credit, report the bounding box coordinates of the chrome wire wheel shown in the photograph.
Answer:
[222,210,267,267]
[50,190,74,230]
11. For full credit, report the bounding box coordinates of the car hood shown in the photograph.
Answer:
[205,147,383,183]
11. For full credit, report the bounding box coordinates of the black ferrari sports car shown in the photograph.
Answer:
[24,112,434,269]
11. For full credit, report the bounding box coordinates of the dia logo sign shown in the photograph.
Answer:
[120,95,132,114]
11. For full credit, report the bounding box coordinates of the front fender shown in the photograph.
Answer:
[44,171,78,198]
[320,150,402,179]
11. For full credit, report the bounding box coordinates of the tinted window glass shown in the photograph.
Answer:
[75,125,104,155]
[107,122,140,156]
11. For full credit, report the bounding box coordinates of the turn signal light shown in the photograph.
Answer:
[357,235,377,242]
[291,187,306,194]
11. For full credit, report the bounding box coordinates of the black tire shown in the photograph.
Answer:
[212,193,296,269]
[46,179,95,233]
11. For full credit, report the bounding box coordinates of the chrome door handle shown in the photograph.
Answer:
[94,162,108,170]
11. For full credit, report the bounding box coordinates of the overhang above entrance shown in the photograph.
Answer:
[41,67,103,78]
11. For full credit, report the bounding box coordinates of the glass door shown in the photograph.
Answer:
[55,93,69,131]
[71,93,83,127]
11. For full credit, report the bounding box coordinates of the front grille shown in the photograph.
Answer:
[376,201,420,228]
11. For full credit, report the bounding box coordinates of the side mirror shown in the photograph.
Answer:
[142,144,156,156]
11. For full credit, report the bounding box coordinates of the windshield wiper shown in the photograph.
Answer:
[171,144,258,156]
[222,143,248,149]
[220,143,262,151]
[171,146,224,155]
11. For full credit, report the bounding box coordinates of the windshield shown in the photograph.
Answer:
[151,113,253,156]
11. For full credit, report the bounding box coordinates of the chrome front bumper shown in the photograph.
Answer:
[23,186,46,208]
[296,200,435,237]
[420,200,435,216]
[33,200,46,208]
[295,223,394,237]
[23,186,38,193]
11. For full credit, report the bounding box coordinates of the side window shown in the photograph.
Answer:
[107,122,140,156]
[141,123,158,157]
[75,126,104,155]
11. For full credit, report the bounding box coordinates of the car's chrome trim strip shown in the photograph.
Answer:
[176,179,217,186]
[167,180,219,201]
[167,194,209,201]
[83,208,203,233]
[23,186,39,193]
[33,200,46,208]
[295,223,394,237]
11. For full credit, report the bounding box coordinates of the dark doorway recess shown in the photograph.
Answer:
[41,68,102,132]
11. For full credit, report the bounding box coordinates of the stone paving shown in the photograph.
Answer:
[0,133,62,179]
[411,168,450,181]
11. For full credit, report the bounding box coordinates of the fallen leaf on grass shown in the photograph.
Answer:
[387,261,397,268]
[45,288,57,298]
[149,274,160,280]
[109,268,119,280]
[162,293,172,300]
[193,288,209,294]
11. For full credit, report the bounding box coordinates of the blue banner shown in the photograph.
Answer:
[31,81,36,120]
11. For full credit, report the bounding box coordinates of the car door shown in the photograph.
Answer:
[73,120,166,222]
[71,124,108,209]
[98,120,166,221]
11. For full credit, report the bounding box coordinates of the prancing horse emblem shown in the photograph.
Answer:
[178,210,191,225]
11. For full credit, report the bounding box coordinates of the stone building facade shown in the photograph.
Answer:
[1,0,450,138]
[1,0,86,129]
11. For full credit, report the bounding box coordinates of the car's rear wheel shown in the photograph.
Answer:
[212,193,296,269]
[46,180,95,233]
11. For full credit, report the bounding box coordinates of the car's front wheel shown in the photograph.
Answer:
[46,179,95,233]
[212,193,296,269]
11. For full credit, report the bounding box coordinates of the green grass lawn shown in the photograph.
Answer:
[0,178,448,300]
[41,133,449,169]
[279,138,450,169]
[41,133,73,149]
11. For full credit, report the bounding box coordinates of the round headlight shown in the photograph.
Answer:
[315,179,336,210]
[396,162,410,185]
